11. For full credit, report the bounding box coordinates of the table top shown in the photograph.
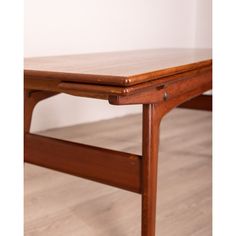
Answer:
[25,48,212,87]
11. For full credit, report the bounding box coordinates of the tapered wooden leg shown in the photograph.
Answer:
[24,90,58,132]
[142,104,161,236]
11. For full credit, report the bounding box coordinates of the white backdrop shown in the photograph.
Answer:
[24,0,212,132]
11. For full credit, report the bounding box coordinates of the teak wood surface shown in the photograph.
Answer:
[25,48,211,86]
[24,48,212,236]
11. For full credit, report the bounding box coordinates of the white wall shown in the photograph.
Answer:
[24,0,212,132]
[194,0,212,48]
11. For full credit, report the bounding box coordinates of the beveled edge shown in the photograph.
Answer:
[24,65,212,100]
[24,59,212,87]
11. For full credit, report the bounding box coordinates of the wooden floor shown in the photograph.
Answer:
[25,108,212,236]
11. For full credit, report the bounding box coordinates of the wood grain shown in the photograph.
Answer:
[25,49,211,86]
[25,133,142,193]
[25,66,212,100]
[179,94,212,111]
[142,104,161,236]
[25,109,212,236]
[24,48,212,236]
[109,69,212,105]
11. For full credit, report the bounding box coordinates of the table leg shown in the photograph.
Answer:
[142,104,161,236]
[24,90,58,133]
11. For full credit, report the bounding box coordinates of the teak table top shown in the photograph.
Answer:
[25,48,212,87]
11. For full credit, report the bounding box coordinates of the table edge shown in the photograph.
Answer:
[24,59,212,87]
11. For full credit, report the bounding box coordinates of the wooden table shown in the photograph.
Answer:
[24,48,212,236]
